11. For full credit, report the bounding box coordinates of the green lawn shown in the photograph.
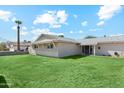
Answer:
[0,55,124,88]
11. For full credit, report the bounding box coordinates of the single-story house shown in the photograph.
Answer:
[29,34,81,57]
[29,34,124,57]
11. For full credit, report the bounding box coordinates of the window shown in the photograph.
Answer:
[47,43,54,49]
[98,46,101,50]
[34,45,38,49]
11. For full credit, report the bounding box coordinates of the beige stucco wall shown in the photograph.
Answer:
[29,43,59,57]
[57,43,81,57]
[29,42,81,57]
[96,43,124,57]
[35,48,59,57]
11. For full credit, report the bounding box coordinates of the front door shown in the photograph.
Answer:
[82,46,93,55]
[85,46,89,54]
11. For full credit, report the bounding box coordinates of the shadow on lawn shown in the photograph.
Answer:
[0,75,9,88]
[62,55,88,59]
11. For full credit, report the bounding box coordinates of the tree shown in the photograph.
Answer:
[15,20,22,51]
[58,35,64,37]
[84,35,97,39]
[0,42,8,51]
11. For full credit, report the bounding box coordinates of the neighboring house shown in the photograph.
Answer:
[7,41,31,52]
[29,34,81,57]
[29,34,124,57]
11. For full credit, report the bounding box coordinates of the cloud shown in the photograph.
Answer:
[0,10,12,22]
[69,30,83,34]
[57,10,68,24]
[78,30,83,33]
[96,5,122,27]
[33,10,68,28]
[33,12,54,25]
[31,26,35,29]
[12,26,28,36]
[31,28,63,35]
[20,31,28,36]
[73,14,78,18]
[12,26,27,30]
[31,28,52,36]
[89,28,102,31]
[81,21,88,26]
[97,5,122,20]
[11,26,17,30]
[31,28,64,40]
[51,24,61,28]
[110,34,124,37]
[22,26,27,30]
[69,30,73,34]
[97,21,104,26]
[11,17,17,22]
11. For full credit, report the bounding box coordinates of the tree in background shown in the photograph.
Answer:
[15,20,22,51]
[0,42,8,51]
[58,35,64,37]
[84,35,97,39]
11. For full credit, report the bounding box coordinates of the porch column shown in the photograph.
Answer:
[81,46,82,54]
[37,44,39,48]
[93,45,96,56]
[89,45,90,54]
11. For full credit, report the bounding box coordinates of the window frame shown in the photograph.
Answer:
[33,45,38,49]
[47,43,54,49]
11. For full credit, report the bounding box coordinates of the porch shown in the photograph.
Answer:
[81,45,96,56]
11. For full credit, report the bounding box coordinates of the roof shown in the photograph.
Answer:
[7,41,31,46]
[33,34,79,44]
[79,35,124,45]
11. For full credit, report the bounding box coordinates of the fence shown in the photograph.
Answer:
[0,51,29,56]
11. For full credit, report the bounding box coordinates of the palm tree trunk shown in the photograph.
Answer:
[17,25,20,51]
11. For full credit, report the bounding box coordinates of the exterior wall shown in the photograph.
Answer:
[95,43,124,57]
[29,42,81,57]
[35,48,59,57]
[29,42,124,57]
[29,43,59,57]
[57,43,81,57]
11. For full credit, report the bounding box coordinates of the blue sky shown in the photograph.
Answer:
[0,5,124,41]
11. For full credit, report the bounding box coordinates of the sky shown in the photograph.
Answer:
[0,5,124,42]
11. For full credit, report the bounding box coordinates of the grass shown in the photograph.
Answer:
[0,54,124,88]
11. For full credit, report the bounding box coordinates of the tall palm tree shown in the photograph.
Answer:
[15,20,22,51]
